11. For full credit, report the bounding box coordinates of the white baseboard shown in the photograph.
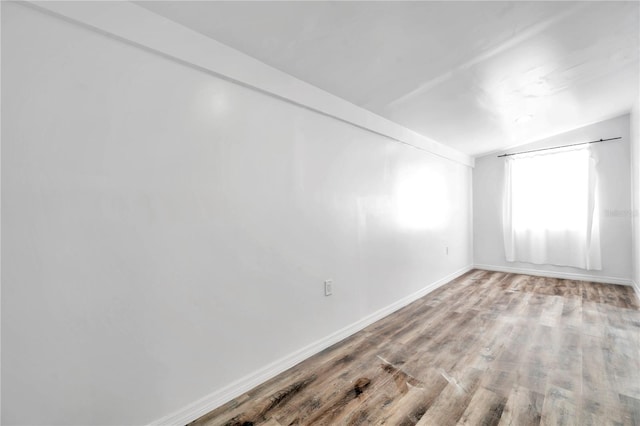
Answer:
[149,265,474,426]
[632,280,640,303]
[474,264,632,286]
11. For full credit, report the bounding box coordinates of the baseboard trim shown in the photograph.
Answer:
[474,264,632,286]
[148,265,473,426]
[632,280,640,303]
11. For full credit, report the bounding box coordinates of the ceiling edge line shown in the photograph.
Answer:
[25,0,474,168]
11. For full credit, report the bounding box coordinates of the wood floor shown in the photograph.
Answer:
[191,270,640,426]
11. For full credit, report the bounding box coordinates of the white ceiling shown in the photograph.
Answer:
[137,1,639,157]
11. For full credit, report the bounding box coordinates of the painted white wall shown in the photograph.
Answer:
[631,103,640,297]
[1,3,472,425]
[474,114,632,283]
[27,1,472,167]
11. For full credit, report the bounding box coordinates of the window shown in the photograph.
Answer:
[502,147,601,270]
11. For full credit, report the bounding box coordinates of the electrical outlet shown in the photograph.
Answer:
[324,280,333,296]
[446,246,449,255]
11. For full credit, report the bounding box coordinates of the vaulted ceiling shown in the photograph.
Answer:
[137,1,639,157]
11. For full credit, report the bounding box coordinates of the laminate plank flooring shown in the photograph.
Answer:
[191,270,640,426]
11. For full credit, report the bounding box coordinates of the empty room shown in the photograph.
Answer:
[2,1,640,425]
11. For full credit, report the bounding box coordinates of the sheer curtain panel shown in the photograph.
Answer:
[502,147,601,270]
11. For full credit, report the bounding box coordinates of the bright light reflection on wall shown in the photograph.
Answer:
[395,168,448,230]
[211,92,229,116]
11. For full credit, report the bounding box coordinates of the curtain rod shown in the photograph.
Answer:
[497,137,621,158]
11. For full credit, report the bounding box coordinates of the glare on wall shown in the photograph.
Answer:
[395,168,448,230]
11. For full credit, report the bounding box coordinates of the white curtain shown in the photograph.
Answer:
[502,147,601,270]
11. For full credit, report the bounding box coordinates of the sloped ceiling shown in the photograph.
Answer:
[136,1,639,157]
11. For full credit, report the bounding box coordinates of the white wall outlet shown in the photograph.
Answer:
[324,279,333,296]
[446,246,449,255]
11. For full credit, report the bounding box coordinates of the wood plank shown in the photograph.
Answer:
[415,367,483,426]
[540,385,578,426]
[498,385,544,426]
[578,396,626,425]
[191,271,640,426]
[619,394,640,425]
[377,370,448,425]
[458,387,507,426]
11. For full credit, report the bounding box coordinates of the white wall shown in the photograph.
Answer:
[474,114,632,283]
[631,103,640,297]
[1,3,472,425]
